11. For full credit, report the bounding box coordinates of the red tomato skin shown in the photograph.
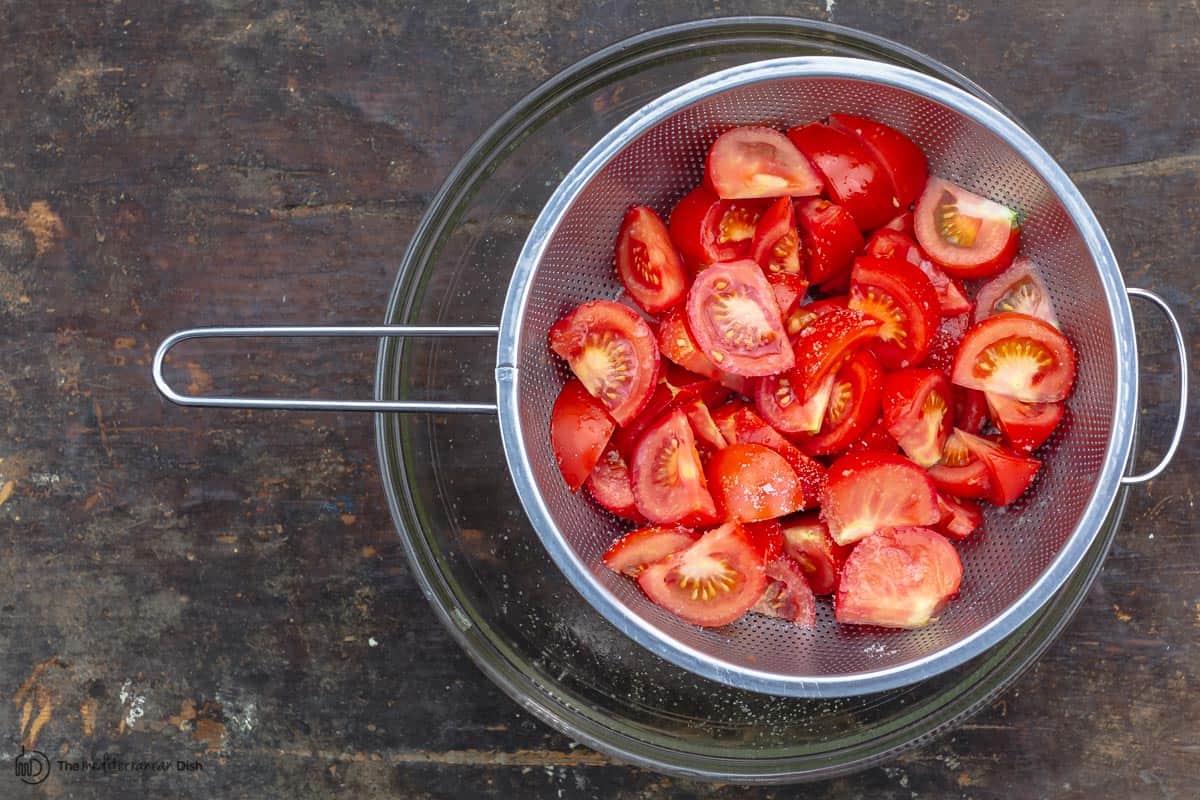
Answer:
[842,418,901,455]
[986,392,1065,452]
[950,312,1076,403]
[957,429,1042,506]
[616,205,688,314]
[686,259,794,377]
[849,256,941,370]
[706,443,805,522]
[789,306,882,402]
[795,198,864,287]
[936,494,983,540]
[820,451,941,546]
[549,300,661,426]
[828,113,929,210]
[744,519,784,562]
[585,445,644,522]
[797,349,884,457]
[787,122,896,231]
[551,379,617,492]
[630,409,718,526]
[710,403,828,506]
[835,527,963,628]
[706,126,825,199]
[914,177,1020,278]
[602,525,699,577]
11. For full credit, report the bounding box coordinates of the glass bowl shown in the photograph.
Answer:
[373,17,1128,782]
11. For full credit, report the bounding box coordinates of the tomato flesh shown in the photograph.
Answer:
[780,513,850,595]
[752,556,817,626]
[711,403,828,505]
[789,306,882,402]
[668,186,768,268]
[602,525,699,577]
[638,523,768,627]
[754,372,836,435]
[706,126,824,200]
[951,312,1076,403]
[751,196,804,277]
[630,409,717,526]
[974,257,1059,327]
[927,429,992,500]
[986,392,1064,452]
[551,379,617,492]
[864,229,971,317]
[820,451,941,545]
[842,418,901,455]
[828,113,928,211]
[795,198,863,288]
[707,442,806,522]
[836,527,962,628]
[958,429,1041,506]
[914,177,1019,278]
[882,368,954,467]
[586,445,644,522]
[787,122,896,231]
[616,205,688,313]
[550,300,660,426]
[686,259,794,377]
[849,256,941,369]
[658,307,718,379]
[798,348,884,457]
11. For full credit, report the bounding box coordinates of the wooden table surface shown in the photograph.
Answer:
[1,2,1196,797]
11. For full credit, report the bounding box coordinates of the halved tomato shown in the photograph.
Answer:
[835,527,962,629]
[958,429,1041,506]
[658,308,718,379]
[789,307,882,401]
[780,513,850,595]
[936,493,983,541]
[616,205,688,313]
[797,349,883,457]
[954,386,990,434]
[864,229,971,317]
[974,257,1059,327]
[550,300,661,426]
[849,256,941,369]
[842,418,900,455]
[914,177,1020,278]
[787,122,895,230]
[951,312,1076,403]
[711,403,828,504]
[707,443,805,522]
[551,379,617,491]
[586,445,644,522]
[602,525,699,577]
[754,372,836,435]
[795,198,864,287]
[828,113,928,211]
[752,555,817,626]
[751,197,804,277]
[705,127,824,199]
[820,451,941,546]
[686,259,794,377]
[638,522,768,627]
[882,368,954,467]
[986,392,1064,452]
[668,186,768,268]
[630,409,718,526]
[927,429,992,500]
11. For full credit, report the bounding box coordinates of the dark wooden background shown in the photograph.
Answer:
[0,1,1196,797]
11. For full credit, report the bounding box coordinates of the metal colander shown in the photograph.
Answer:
[156,57,1186,697]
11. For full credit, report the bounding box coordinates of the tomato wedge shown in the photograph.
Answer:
[638,522,767,627]
[927,429,992,500]
[820,451,941,546]
[923,312,971,375]
[681,397,728,454]
[936,493,983,541]
[613,383,674,461]
[974,257,1059,327]
[707,443,806,522]
[914,177,1020,278]
[849,256,941,369]
[954,386,990,435]
[767,272,813,338]
[602,525,700,577]
[787,122,896,230]
[744,519,784,562]
[795,198,863,288]
[630,409,717,526]
[780,513,850,595]
[550,300,660,426]
[658,307,718,379]
[882,368,954,467]
[686,259,794,377]
[986,392,1064,452]
[551,379,617,491]
[835,527,962,629]
[705,127,824,199]
[798,349,884,457]
[711,403,828,504]
[751,197,804,277]
[668,186,768,268]
[615,205,688,314]
[864,229,971,317]
[789,306,882,402]
[586,445,644,522]
[754,372,836,435]
[951,312,1076,403]
[958,429,1041,506]
[752,556,817,627]
[828,113,929,211]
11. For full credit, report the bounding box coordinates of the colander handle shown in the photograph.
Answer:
[1121,288,1188,485]
[153,326,500,413]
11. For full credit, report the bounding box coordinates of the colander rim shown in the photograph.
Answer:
[496,55,1136,697]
